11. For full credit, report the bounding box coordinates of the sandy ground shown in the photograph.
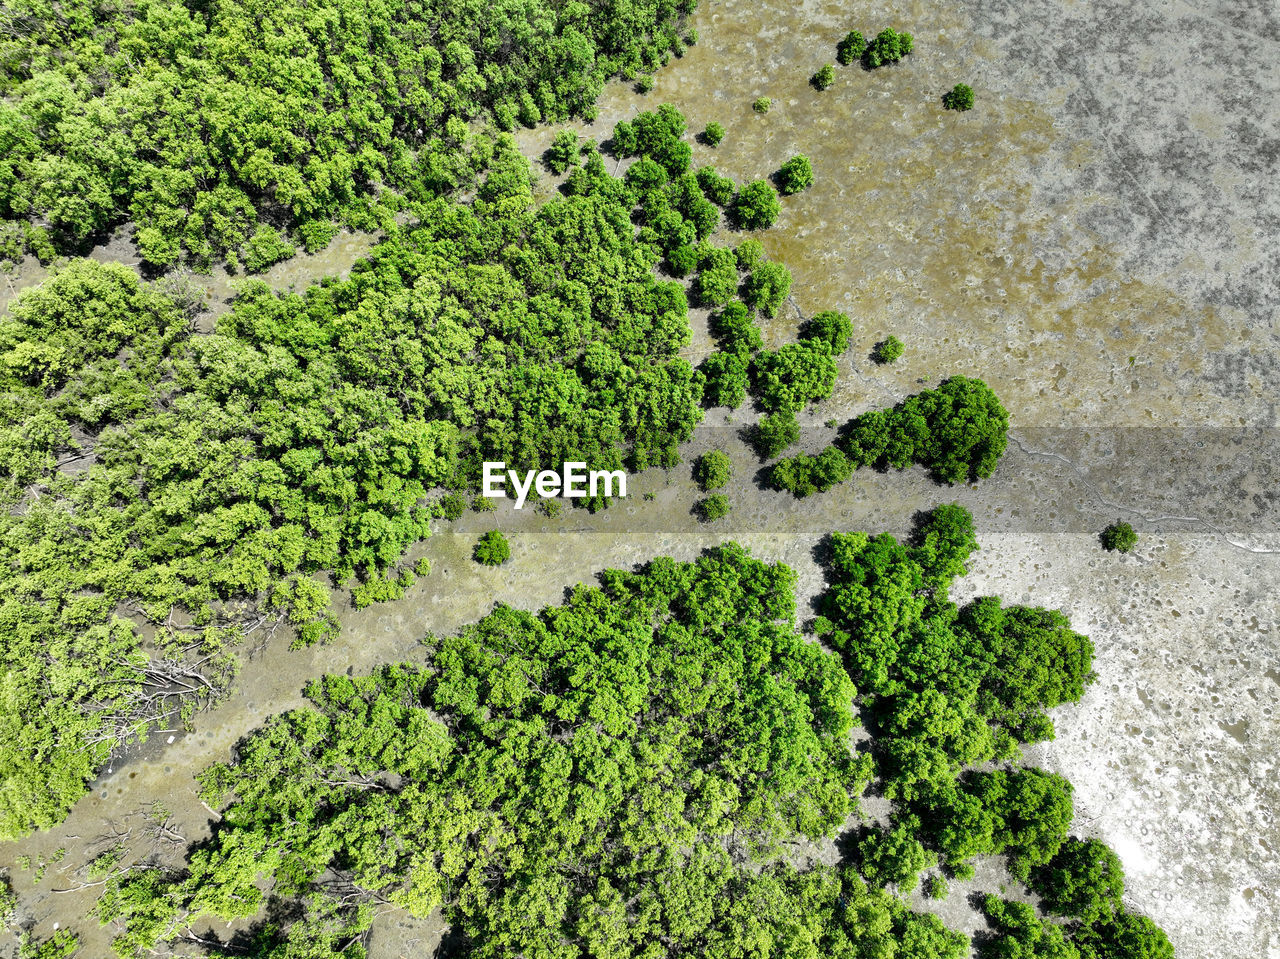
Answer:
[2,0,1277,955]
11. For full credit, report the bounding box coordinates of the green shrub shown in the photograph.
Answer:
[839,376,1009,484]
[695,166,736,206]
[752,340,836,412]
[770,447,854,497]
[667,243,699,277]
[742,260,793,317]
[752,410,801,459]
[735,180,781,230]
[812,64,835,90]
[693,247,740,306]
[0,875,16,925]
[872,335,905,364]
[776,155,814,195]
[703,122,725,146]
[696,493,731,521]
[924,874,949,900]
[837,30,867,65]
[943,83,975,111]
[801,310,853,353]
[694,450,733,491]
[864,28,914,68]
[753,96,772,114]
[474,530,511,566]
[1100,521,1138,553]
[545,129,581,174]
[699,352,749,409]
[1029,837,1125,923]
[612,120,638,155]
[298,219,340,253]
[438,493,468,521]
[242,226,296,274]
[710,301,763,357]
[636,75,656,94]
[734,238,764,271]
[857,819,932,892]
[1075,909,1175,959]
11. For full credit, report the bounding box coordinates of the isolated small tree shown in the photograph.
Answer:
[702,121,725,146]
[694,449,733,491]
[696,493,731,521]
[752,96,772,114]
[545,128,580,174]
[474,530,511,566]
[752,410,800,459]
[943,83,975,111]
[837,30,866,65]
[924,874,949,900]
[734,180,781,229]
[776,155,814,194]
[812,63,835,90]
[1100,521,1138,553]
[873,335,905,364]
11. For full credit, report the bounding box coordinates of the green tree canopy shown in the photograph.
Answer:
[99,545,872,956]
[734,179,781,230]
[0,0,695,268]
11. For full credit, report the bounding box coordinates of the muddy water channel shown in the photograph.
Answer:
[3,0,1278,955]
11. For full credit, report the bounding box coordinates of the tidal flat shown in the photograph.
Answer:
[1,0,1276,955]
